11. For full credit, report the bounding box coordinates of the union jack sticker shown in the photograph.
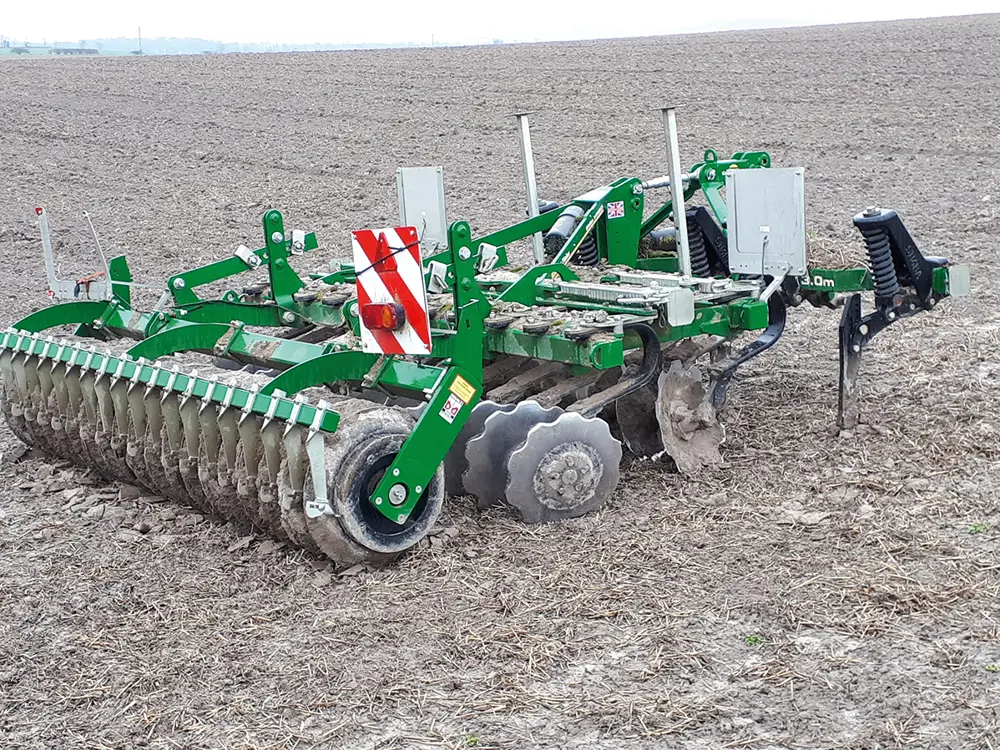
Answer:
[607,200,626,219]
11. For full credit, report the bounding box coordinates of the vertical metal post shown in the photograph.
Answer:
[660,107,692,278]
[514,112,545,265]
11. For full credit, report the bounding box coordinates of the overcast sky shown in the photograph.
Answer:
[3,0,995,45]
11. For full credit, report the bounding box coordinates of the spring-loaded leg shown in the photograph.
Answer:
[838,294,864,430]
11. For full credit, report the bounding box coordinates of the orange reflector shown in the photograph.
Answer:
[361,302,406,331]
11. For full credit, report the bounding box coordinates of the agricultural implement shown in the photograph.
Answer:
[0,108,969,568]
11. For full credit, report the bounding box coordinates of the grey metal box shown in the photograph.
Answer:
[726,167,806,277]
[396,166,448,251]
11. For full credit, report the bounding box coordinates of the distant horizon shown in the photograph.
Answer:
[2,3,997,51]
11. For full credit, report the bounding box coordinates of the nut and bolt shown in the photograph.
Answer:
[632,183,644,195]
[271,231,284,244]
[886,310,896,321]
[392,468,400,477]
[863,206,881,217]
[173,278,186,288]
[859,324,869,335]
[282,311,295,324]
[388,483,407,506]
[374,497,383,505]
[415,485,422,494]
[852,344,861,353]
[458,247,472,260]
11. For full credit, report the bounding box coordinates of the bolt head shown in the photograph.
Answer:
[375,497,383,505]
[173,278,186,288]
[886,311,896,321]
[415,485,422,494]
[397,514,407,524]
[458,247,472,260]
[632,183,644,195]
[271,231,284,244]
[282,311,295,323]
[859,324,869,335]
[864,205,881,217]
[349,303,359,317]
[852,344,861,353]
[392,468,400,476]
[388,483,407,506]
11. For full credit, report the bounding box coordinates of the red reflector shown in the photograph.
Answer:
[35,207,43,215]
[361,302,406,331]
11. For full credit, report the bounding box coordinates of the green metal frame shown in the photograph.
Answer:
[2,148,969,527]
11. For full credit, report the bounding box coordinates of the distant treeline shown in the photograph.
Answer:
[3,37,479,55]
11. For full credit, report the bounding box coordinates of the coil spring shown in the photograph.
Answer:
[686,214,711,278]
[573,233,599,266]
[860,225,900,299]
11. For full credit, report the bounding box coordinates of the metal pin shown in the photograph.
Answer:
[110,356,127,386]
[94,349,115,384]
[52,340,69,372]
[284,393,307,436]
[218,382,235,415]
[145,365,163,397]
[179,369,199,407]
[514,112,545,265]
[660,106,692,278]
[127,357,146,393]
[261,389,284,430]
[307,398,328,443]
[239,384,259,424]
[199,377,220,414]
[36,336,55,372]
[82,346,97,372]
[161,365,180,403]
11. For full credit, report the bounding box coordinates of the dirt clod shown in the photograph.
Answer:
[0,14,997,749]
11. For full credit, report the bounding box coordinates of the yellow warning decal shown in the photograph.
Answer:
[449,374,476,404]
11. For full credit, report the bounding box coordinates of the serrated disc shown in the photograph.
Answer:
[505,412,622,524]
[463,400,562,510]
[443,400,515,496]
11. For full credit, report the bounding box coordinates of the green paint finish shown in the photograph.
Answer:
[260,352,444,397]
[487,328,623,368]
[801,267,873,292]
[366,365,481,520]
[727,298,770,331]
[0,330,340,433]
[126,322,230,360]
[635,256,680,273]
[108,255,133,307]
[166,211,318,306]
[601,179,646,266]
[13,300,117,333]
[496,263,580,306]
[262,210,305,309]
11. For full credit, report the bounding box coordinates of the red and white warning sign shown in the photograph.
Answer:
[352,226,432,355]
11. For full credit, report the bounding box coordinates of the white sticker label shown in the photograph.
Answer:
[607,201,626,219]
[439,393,464,424]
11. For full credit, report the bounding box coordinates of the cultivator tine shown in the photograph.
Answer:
[838,293,864,431]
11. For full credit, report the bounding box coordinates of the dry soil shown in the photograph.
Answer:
[0,14,998,750]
